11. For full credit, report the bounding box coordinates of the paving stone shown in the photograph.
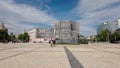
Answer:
[0,43,120,68]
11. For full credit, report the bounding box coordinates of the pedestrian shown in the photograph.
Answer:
[53,39,56,46]
[50,39,53,47]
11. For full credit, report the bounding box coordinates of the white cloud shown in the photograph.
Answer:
[75,0,120,36]
[0,0,56,34]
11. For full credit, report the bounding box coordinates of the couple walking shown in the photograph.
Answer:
[49,39,56,47]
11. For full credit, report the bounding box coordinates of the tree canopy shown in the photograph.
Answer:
[0,29,9,42]
[97,29,111,42]
[18,32,29,42]
[97,29,120,43]
[110,32,120,42]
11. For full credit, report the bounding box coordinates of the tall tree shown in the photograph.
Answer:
[97,29,111,42]
[0,29,9,42]
[110,32,120,42]
[18,32,29,42]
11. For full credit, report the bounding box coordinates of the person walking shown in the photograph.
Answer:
[49,39,53,47]
[53,39,56,46]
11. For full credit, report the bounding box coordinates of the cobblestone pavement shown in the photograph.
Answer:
[0,43,120,68]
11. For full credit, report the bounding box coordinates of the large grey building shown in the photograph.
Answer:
[54,21,79,44]
[97,22,117,34]
[36,28,54,38]
[97,18,120,34]
[28,20,79,43]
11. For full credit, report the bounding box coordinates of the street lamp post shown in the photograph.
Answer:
[96,37,97,43]
[77,33,80,44]
[107,32,109,42]
[115,36,116,41]
[3,31,5,43]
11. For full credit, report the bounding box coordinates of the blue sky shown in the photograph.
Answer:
[15,0,79,20]
[0,0,120,36]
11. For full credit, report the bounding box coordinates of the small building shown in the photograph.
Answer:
[115,28,120,34]
[89,35,97,42]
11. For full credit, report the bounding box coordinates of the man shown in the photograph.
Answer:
[49,39,53,47]
[53,39,56,46]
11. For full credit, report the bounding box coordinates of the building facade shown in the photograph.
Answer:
[37,28,54,39]
[98,18,120,34]
[28,28,54,43]
[54,21,79,44]
[117,18,120,28]
[115,28,120,34]
[28,20,79,44]
[97,21,118,34]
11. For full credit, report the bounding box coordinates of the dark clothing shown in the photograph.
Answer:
[53,40,56,46]
[50,40,53,47]
[49,39,56,47]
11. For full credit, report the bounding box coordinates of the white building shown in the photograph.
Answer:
[117,18,120,28]
[97,18,120,34]
[27,28,54,43]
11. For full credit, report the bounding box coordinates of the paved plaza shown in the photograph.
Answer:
[0,43,120,68]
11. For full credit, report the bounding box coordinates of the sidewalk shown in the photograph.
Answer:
[0,43,120,68]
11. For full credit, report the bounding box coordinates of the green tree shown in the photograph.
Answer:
[97,29,111,42]
[18,34,24,41]
[23,32,29,41]
[110,32,120,42]
[0,29,9,42]
[0,29,4,41]
[8,33,17,43]
[18,32,29,42]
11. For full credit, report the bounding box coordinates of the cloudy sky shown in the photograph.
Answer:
[0,0,120,36]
